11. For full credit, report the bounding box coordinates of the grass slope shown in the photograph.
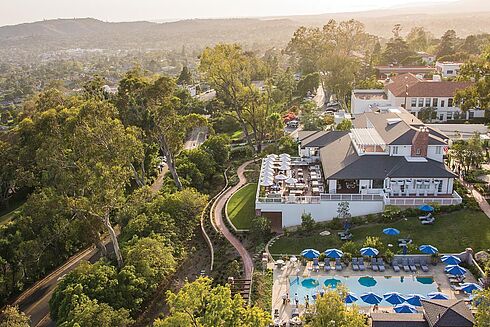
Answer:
[270,209,490,255]
[227,183,257,230]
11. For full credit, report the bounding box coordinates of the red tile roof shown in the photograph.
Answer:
[386,73,472,98]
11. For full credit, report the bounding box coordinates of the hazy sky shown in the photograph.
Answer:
[1,0,455,26]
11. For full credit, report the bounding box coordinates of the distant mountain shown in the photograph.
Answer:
[0,1,489,53]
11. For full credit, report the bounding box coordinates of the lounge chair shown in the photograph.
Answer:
[377,258,386,272]
[371,258,379,271]
[448,275,465,284]
[358,257,366,271]
[335,258,343,271]
[402,258,410,272]
[392,259,401,272]
[421,217,435,225]
[408,258,417,272]
[324,258,331,271]
[418,213,432,220]
[340,233,353,241]
[420,258,429,272]
[313,258,319,272]
[352,257,359,271]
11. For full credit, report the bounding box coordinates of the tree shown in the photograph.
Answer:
[474,288,490,327]
[296,73,320,97]
[418,107,437,123]
[177,66,192,85]
[451,135,484,175]
[336,119,352,131]
[382,37,415,65]
[0,305,30,327]
[154,277,270,327]
[455,46,490,111]
[355,76,384,89]
[306,287,367,327]
[301,213,316,232]
[336,201,351,220]
[406,27,432,52]
[302,112,327,131]
[250,216,272,242]
[201,134,231,169]
[436,30,458,59]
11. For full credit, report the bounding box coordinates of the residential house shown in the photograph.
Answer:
[436,61,463,78]
[351,73,484,122]
[255,109,461,229]
[417,52,436,65]
[375,65,436,79]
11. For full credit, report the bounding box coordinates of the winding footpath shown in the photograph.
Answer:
[212,160,255,280]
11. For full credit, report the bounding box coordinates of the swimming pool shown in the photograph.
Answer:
[289,276,439,306]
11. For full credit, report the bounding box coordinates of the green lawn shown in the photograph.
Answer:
[227,183,257,230]
[0,202,24,226]
[270,209,490,255]
[228,129,244,141]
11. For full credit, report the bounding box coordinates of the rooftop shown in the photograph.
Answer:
[353,89,388,100]
[386,73,472,98]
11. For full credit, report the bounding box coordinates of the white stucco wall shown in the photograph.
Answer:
[256,200,385,228]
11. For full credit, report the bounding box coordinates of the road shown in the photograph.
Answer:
[212,160,254,280]
[13,127,208,326]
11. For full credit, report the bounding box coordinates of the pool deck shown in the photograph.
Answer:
[271,261,477,324]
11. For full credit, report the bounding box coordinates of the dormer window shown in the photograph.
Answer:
[393,146,399,155]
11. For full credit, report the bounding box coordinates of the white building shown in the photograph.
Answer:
[351,73,484,122]
[417,52,436,65]
[255,109,461,229]
[436,62,463,78]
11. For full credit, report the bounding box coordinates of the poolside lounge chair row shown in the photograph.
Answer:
[392,257,429,273]
[313,258,345,272]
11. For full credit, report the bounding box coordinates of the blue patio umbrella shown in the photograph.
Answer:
[383,292,406,305]
[406,294,426,307]
[428,292,449,300]
[445,264,467,276]
[419,204,434,212]
[419,244,439,254]
[459,283,482,294]
[360,247,379,257]
[383,228,400,236]
[360,292,383,305]
[394,303,418,313]
[358,276,377,287]
[324,248,344,259]
[324,278,342,288]
[345,293,358,304]
[301,248,320,259]
[301,278,320,289]
[441,255,461,265]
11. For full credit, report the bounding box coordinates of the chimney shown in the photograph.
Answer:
[411,127,429,157]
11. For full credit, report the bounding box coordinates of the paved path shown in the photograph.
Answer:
[212,160,255,280]
[461,179,490,218]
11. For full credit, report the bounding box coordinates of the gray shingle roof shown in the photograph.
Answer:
[302,131,349,148]
[371,313,428,327]
[422,299,474,327]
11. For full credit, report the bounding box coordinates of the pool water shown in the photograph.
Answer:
[289,276,439,306]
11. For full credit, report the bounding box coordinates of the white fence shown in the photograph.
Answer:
[256,193,384,204]
[386,191,463,206]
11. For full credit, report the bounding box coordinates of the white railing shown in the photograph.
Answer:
[256,193,384,204]
[386,191,463,206]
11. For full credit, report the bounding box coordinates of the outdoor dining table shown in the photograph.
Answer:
[311,180,319,186]
[312,187,320,194]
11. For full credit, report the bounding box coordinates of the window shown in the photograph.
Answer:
[439,114,444,121]
[469,111,475,119]
[411,98,417,107]
[448,98,453,107]
[436,147,442,155]
[447,70,454,75]
[373,179,384,189]
[447,112,453,120]
[425,98,431,107]
[392,146,398,155]
[436,179,443,192]
[416,148,421,155]
[418,98,424,107]
[441,100,445,107]
[432,98,438,107]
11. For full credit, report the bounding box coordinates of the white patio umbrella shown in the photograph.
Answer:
[263,157,276,163]
[261,179,274,187]
[266,154,278,159]
[279,153,291,158]
[275,174,288,181]
[285,177,298,185]
[279,163,291,171]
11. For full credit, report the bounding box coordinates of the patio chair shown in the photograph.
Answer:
[340,233,353,241]
[418,212,432,220]
[421,217,435,225]
[408,258,417,272]
[324,258,331,271]
[377,258,386,272]
[392,259,401,272]
[335,258,343,271]
[401,258,410,272]
[448,275,465,284]
[420,258,429,272]
[358,257,366,271]
[352,257,359,271]
[371,257,379,271]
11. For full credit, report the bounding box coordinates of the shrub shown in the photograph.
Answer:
[300,213,316,233]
